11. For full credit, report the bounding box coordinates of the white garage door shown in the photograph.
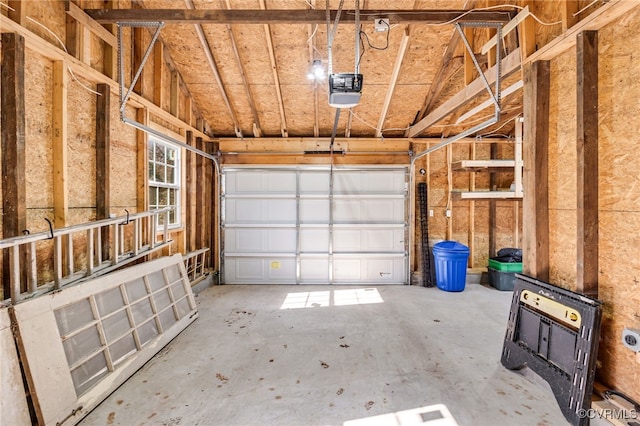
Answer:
[222,166,408,284]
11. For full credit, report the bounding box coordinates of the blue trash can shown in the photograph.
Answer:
[432,241,470,292]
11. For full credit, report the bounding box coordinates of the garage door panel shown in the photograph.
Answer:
[222,167,408,285]
[225,257,296,284]
[300,228,329,252]
[333,170,405,194]
[226,170,296,193]
[225,228,297,253]
[299,199,329,223]
[333,199,404,223]
[300,258,330,283]
[333,256,406,283]
[226,199,297,223]
[299,172,330,192]
[333,228,405,252]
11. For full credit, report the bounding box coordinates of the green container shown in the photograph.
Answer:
[488,259,523,272]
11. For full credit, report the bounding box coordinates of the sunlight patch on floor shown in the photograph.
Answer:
[280,288,384,309]
[343,404,459,426]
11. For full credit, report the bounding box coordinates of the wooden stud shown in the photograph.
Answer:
[7,0,26,25]
[133,27,145,95]
[204,143,213,262]
[185,131,197,252]
[136,108,149,252]
[468,142,476,267]
[153,42,164,107]
[488,143,498,257]
[65,2,82,60]
[1,33,27,299]
[65,1,117,47]
[576,31,598,298]
[53,61,69,229]
[446,145,453,241]
[170,70,180,118]
[522,60,550,280]
[195,138,205,249]
[519,1,536,59]
[486,28,497,67]
[96,84,111,258]
[463,28,475,85]
[562,0,580,32]
[103,1,118,80]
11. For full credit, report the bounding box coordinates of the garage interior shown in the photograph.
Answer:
[1,0,639,425]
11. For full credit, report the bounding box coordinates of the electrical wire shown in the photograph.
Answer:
[347,4,562,27]
[573,0,600,17]
[24,16,103,96]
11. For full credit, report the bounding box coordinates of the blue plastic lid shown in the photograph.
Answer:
[433,240,469,252]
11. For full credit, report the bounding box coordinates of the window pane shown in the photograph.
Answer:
[158,188,168,206]
[155,144,165,164]
[149,187,157,206]
[155,164,166,183]
[148,163,155,181]
[147,144,154,162]
[166,165,175,183]
[169,209,176,225]
[167,148,176,166]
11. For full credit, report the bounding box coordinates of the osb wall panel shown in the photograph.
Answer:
[109,100,138,211]
[25,51,54,233]
[595,7,640,401]
[68,75,97,223]
[548,209,577,288]
[21,1,66,50]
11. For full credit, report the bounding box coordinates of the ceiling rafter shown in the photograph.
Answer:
[407,0,477,138]
[344,0,368,139]
[184,0,242,137]
[259,0,288,138]
[222,0,262,137]
[85,9,513,24]
[375,26,411,138]
[306,0,319,138]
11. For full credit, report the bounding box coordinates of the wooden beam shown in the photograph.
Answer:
[53,61,69,229]
[1,33,27,299]
[488,142,497,257]
[576,31,598,298]
[463,28,475,85]
[259,0,288,138]
[133,26,145,95]
[185,132,197,252]
[96,84,111,257]
[481,6,530,54]
[7,0,26,25]
[221,154,410,166]
[410,27,462,131]
[408,48,521,137]
[376,26,411,138]
[195,137,205,249]
[522,60,550,281]
[561,0,580,32]
[170,70,180,117]
[65,3,82,59]
[65,0,117,47]
[455,80,523,124]
[0,14,211,141]
[184,0,242,137]
[86,9,512,24]
[223,0,263,137]
[103,0,117,79]
[153,41,164,107]
[525,0,638,63]
[519,1,536,60]
[136,108,149,219]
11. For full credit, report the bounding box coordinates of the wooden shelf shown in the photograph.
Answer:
[452,190,522,200]
[452,159,517,172]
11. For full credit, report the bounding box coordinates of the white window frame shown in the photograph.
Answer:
[148,137,181,229]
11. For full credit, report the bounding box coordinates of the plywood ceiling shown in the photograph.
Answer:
[108,0,528,139]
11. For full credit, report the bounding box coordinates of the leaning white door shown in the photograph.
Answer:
[222,167,408,284]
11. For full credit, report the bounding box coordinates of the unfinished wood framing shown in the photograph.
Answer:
[65,1,117,48]
[96,84,111,257]
[409,49,522,137]
[576,30,598,297]
[53,61,69,229]
[170,70,180,117]
[2,33,27,298]
[195,137,205,249]
[153,42,164,107]
[376,26,411,138]
[7,0,26,25]
[185,131,197,252]
[522,60,550,280]
[133,26,146,95]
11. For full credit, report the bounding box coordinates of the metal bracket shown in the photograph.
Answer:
[115,21,219,170]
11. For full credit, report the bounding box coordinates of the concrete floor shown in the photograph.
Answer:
[80,283,568,426]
